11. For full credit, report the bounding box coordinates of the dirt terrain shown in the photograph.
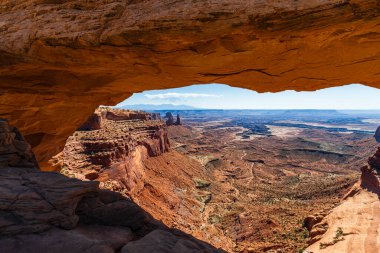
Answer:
[57,108,379,252]
[306,149,380,253]
[167,113,377,252]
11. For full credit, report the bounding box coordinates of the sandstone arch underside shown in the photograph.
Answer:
[1,0,380,168]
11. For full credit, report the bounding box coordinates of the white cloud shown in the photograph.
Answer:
[144,92,222,99]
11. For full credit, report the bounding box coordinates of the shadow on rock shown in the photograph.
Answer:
[0,119,226,253]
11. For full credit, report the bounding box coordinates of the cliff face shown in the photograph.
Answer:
[1,0,380,165]
[0,119,225,253]
[56,108,231,250]
[58,108,170,193]
[306,148,380,253]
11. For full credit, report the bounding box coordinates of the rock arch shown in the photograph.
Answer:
[1,0,380,168]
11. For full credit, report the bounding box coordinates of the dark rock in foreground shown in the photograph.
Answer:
[0,119,225,253]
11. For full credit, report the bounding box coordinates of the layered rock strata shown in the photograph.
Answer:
[1,0,380,165]
[57,108,232,250]
[58,107,170,194]
[306,147,380,253]
[0,118,225,253]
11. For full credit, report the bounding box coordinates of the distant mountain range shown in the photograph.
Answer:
[117,104,200,111]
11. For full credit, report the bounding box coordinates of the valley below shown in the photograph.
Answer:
[2,1,380,252]
[56,108,380,252]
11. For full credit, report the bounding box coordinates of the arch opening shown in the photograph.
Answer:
[54,83,380,252]
[2,0,380,252]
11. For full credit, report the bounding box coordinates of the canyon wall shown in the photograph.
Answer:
[0,117,225,253]
[1,0,380,164]
[305,148,380,252]
[57,108,232,250]
[58,107,169,181]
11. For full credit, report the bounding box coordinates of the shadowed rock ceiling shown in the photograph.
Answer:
[1,0,380,168]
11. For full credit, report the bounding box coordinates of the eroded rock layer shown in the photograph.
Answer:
[0,118,225,253]
[57,107,170,187]
[1,0,380,165]
[306,148,380,253]
[58,108,232,250]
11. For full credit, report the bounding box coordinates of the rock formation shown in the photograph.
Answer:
[1,0,380,166]
[165,112,175,126]
[374,126,380,143]
[79,113,103,131]
[0,119,225,253]
[59,107,170,193]
[165,112,181,126]
[57,108,233,250]
[176,114,181,125]
[306,147,380,252]
[368,147,380,174]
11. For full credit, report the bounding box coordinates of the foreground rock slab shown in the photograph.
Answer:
[306,151,380,253]
[0,225,133,253]
[0,119,225,253]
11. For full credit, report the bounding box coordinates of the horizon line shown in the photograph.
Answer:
[116,107,380,111]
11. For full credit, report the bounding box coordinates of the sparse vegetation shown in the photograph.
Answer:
[58,107,375,253]
[193,178,211,188]
[319,227,345,249]
[208,214,222,224]
[196,192,212,204]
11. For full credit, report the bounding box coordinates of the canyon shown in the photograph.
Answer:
[49,107,379,252]
[0,115,225,253]
[1,1,380,252]
[1,0,380,166]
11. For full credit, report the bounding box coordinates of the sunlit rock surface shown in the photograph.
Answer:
[58,107,170,192]
[1,0,380,165]
[57,108,232,250]
[306,148,380,253]
[0,119,225,253]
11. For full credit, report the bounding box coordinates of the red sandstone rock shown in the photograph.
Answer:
[0,225,134,253]
[59,108,170,196]
[1,0,380,166]
[0,120,225,253]
[0,119,39,169]
[306,148,380,253]
[368,147,380,173]
[79,114,103,131]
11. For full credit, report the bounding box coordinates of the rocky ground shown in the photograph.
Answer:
[57,107,233,250]
[167,119,377,252]
[54,108,379,252]
[0,116,225,253]
[306,149,380,252]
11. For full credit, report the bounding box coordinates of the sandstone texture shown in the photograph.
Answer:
[306,148,380,253]
[165,113,377,252]
[59,107,170,192]
[0,119,225,253]
[58,108,232,250]
[1,0,380,165]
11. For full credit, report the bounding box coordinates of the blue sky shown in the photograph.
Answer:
[117,83,380,109]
